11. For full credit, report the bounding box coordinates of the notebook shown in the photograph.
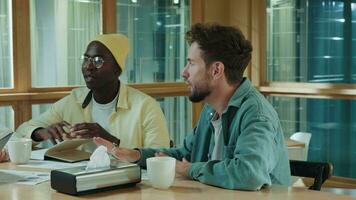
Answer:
[32,139,92,163]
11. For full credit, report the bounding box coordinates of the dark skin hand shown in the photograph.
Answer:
[0,149,9,162]
[31,121,73,144]
[70,122,119,143]
[32,121,119,145]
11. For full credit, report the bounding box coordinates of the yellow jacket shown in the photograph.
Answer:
[16,83,170,150]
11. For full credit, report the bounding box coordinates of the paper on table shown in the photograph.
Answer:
[0,169,49,185]
[31,148,48,160]
[18,160,88,170]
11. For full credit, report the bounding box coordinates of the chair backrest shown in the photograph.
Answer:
[289,160,333,191]
[289,132,312,160]
[290,132,312,146]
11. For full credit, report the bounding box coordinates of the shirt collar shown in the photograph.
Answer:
[80,82,129,111]
[205,77,253,119]
[226,78,252,109]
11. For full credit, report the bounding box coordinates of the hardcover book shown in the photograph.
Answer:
[32,139,92,163]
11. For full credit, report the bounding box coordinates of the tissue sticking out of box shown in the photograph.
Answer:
[85,145,111,170]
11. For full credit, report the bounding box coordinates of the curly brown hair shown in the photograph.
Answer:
[185,23,253,84]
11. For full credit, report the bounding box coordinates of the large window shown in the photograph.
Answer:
[269,96,356,178]
[116,0,190,83]
[115,0,192,145]
[0,0,194,147]
[157,96,191,146]
[267,0,355,83]
[0,0,12,88]
[30,0,101,87]
[0,0,13,129]
[267,0,356,179]
[0,0,197,149]
[0,106,14,130]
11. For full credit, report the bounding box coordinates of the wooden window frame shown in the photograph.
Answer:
[250,0,356,100]
[0,0,204,128]
[5,0,356,128]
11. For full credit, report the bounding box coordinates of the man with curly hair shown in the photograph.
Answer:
[95,23,291,190]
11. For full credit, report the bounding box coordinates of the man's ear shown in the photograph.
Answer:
[113,65,120,76]
[211,61,224,80]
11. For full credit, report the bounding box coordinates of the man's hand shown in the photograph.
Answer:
[69,123,113,140]
[155,152,191,178]
[32,121,72,144]
[0,149,9,162]
[175,158,191,177]
[93,137,140,163]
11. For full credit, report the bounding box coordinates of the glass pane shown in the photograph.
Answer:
[32,96,192,147]
[156,96,192,147]
[116,0,190,83]
[267,0,356,83]
[0,0,13,88]
[32,104,52,118]
[31,103,55,148]
[0,106,14,130]
[268,96,356,179]
[30,0,101,87]
[352,2,356,78]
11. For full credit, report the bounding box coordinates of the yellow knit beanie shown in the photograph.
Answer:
[91,33,129,71]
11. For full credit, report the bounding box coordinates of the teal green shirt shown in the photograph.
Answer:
[138,78,291,190]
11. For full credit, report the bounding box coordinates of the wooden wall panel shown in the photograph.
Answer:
[250,0,266,87]
[102,0,117,33]
[191,0,204,24]
[12,0,31,93]
[11,0,32,123]
[203,0,228,24]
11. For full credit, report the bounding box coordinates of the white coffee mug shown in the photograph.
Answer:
[146,157,176,189]
[7,138,32,164]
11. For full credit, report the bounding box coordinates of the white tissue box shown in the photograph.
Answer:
[50,161,141,195]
